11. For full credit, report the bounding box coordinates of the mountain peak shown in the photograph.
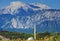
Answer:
[0,1,51,14]
[6,1,28,9]
[0,1,28,14]
[29,3,51,10]
[0,1,60,33]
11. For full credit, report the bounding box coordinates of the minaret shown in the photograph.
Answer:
[34,24,36,41]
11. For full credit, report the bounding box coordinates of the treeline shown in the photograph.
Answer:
[37,32,60,40]
[0,31,33,40]
[0,31,60,40]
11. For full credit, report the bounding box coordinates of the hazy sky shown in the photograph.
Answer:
[0,0,60,9]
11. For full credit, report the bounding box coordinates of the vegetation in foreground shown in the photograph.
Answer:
[0,31,60,41]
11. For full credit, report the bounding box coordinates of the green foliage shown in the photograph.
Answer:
[0,38,2,41]
[37,31,50,38]
[0,31,33,40]
[0,31,60,40]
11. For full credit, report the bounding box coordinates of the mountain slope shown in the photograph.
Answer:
[0,1,60,33]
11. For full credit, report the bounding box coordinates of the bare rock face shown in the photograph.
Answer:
[0,1,60,33]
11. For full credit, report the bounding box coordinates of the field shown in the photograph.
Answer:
[0,31,60,41]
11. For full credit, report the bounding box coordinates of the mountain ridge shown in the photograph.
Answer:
[0,1,60,33]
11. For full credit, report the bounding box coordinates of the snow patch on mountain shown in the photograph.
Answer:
[0,1,29,14]
[29,3,51,10]
[0,1,51,14]
[9,13,41,29]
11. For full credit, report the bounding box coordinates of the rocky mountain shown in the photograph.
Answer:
[0,1,60,33]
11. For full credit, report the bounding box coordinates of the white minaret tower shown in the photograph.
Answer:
[34,24,36,41]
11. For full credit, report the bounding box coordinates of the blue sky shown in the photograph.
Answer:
[0,0,60,9]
